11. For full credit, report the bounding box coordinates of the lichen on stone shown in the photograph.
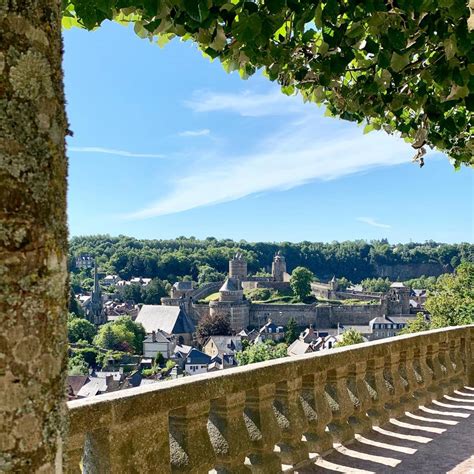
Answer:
[9,50,54,100]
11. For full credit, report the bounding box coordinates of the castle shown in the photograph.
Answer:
[161,252,414,333]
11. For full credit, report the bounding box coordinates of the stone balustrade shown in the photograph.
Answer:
[66,326,474,473]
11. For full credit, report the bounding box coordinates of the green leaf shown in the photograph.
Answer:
[390,52,410,72]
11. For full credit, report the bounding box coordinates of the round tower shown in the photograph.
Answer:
[229,252,247,281]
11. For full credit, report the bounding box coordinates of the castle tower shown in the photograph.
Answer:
[387,282,411,315]
[229,252,247,281]
[272,251,287,282]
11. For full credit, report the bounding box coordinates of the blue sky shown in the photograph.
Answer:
[63,23,473,244]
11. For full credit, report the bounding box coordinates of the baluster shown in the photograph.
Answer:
[383,351,406,418]
[438,335,457,393]
[450,337,466,388]
[244,383,282,473]
[415,345,434,405]
[325,366,355,443]
[426,343,445,399]
[365,356,390,426]
[208,392,251,473]
[399,347,421,411]
[346,361,372,434]
[300,372,333,457]
[170,401,215,473]
[273,377,309,469]
[64,432,85,474]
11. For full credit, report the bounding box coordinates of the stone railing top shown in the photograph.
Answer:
[68,325,473,434]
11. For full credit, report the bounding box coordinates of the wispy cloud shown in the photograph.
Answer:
[178,129,211,137]
[185,89,306,117]
[68,146,165,159]
[357,217,392,229]
[126,116,413,219]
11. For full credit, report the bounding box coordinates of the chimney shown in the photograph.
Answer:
[152,331,156,342]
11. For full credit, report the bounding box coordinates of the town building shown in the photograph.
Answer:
[136,304,195,345]
[142,330,176,359]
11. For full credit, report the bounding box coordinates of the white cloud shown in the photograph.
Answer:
[178,129,211,137]
[357,217,392,229]
[68,146,165,159]
[126,117,413,220]
[184,89,306,117]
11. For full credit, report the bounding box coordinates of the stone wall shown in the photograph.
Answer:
[375,262,451,280]
[66,326,474,473]
[242,281,291,291]
[250,302,383,329]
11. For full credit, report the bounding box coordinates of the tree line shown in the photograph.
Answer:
[69,235,473,288]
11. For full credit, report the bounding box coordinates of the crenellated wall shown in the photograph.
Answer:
[66,326,474,473]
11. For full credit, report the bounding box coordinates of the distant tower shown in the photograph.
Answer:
[229,252,247,281]
[272,251,287,282]
[387,282,411,315]
[89,260,105,325]
[329,276,339,291]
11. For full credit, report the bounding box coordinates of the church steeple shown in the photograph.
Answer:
[93,259,100,296]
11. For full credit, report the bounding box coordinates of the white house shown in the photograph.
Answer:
[184,348,213,376]
[142,330,175,359]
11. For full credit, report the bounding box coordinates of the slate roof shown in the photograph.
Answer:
[220,278,241,292]
[185,348,212,365]
[390,282,407,289]
[287,339,313,356]
[67,375,89,397]
[205,336,242,355]
[143,330,171,344]
[136,305,195,334]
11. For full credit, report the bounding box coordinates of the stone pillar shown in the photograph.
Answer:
[300,372,333,456]
[346,361,372,434]
[273,378,309,468]
[365,356,390,426]
[325,367,355,443]
[208,392,251,473]
[383,352,406,418]
[0,0,68,471]
[169,401,215,473]
[244,384,282,473]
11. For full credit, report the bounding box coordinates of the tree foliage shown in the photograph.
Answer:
[399,312,431,335]
[69,236,473,286]
[67,314,97,344]
[63,1,473,166]
[285,317,298,344]
[94,316,146,353]
[334,328,365,347]
[361,277,391,293]
[290,266,314,301]
[427,261,474,328]
[236,341,288,365]
[68,354,90,375]
[196,312,232,345]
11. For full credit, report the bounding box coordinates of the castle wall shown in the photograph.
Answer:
[209,301,250,332]
[242,281,291,291]
[249,303,383,329]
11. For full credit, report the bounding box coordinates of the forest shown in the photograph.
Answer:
[69,235,474,287]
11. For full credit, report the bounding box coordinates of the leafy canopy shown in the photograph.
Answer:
[67,314,97,344]
[334,327,365,347]
[290,266,314,301]
[94,316,146,353]
[63,0,473,166]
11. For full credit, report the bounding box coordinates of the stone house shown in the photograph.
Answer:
[202,336,242,367]
[136,305,195,345]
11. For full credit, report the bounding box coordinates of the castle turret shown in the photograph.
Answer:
[229,252,247,281]
[272,251,287,282]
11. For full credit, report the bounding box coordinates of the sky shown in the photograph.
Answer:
[63,23,473,244]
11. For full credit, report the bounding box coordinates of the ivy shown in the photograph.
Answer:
[62,0,474,167]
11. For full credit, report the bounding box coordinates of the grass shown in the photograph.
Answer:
[200,292,220,302]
